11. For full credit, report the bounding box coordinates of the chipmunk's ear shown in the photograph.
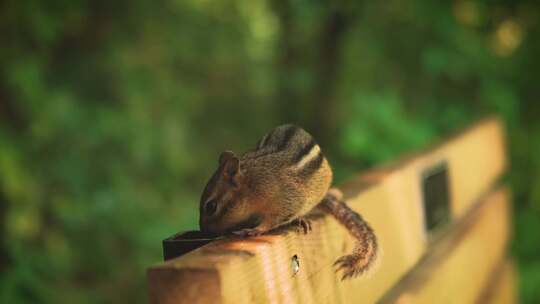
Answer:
[219,151,236,166]
[219,151,241,185]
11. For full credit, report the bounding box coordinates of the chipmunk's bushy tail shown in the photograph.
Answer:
[320,189,379,280]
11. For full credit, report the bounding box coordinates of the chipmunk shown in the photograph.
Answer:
[199,124,378,279]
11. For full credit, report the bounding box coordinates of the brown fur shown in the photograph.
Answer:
[320,190,378,280]
[199,125,332,234]
[199,125,377,279]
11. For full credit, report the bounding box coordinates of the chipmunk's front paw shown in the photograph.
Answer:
[334,254,369,280]
[293,217,312,234]
[232,228,264,237]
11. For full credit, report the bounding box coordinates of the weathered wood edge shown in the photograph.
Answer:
[148,267,221,304]
[476,259,517,304]
[377,187,511,303]
[147,117,507,304]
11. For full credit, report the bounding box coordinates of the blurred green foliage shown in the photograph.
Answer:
[0,0,539,303]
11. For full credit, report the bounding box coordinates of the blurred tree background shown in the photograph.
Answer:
[0,0,538,303]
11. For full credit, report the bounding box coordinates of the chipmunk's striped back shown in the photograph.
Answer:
[240,124,333,220]
[201,124,378,281]
[244,124,328,179]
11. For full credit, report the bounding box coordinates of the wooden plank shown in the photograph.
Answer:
[147,117,507,303]
[148,268,220,304]
[477,259,517,304]
[378,187,511,303]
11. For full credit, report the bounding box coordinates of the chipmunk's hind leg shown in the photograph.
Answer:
[334,235,377,280]
[321,188,379,280]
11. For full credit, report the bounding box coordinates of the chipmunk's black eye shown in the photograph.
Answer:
[205,200,217,216]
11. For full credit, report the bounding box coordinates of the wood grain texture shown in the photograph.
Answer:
[378,187,511,304]
[477,259,517,304]
[148,268,221,304]
[147,117,508,304]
